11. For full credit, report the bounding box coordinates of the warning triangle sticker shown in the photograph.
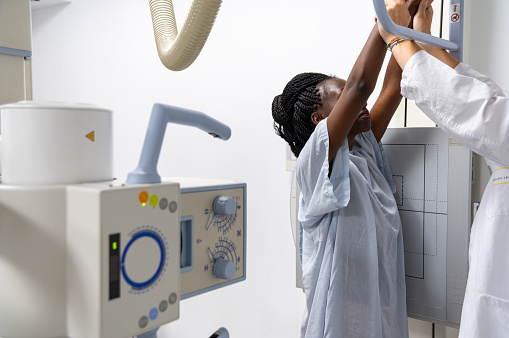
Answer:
[86,131,95,142]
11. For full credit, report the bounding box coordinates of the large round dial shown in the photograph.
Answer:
[121,230,166,290]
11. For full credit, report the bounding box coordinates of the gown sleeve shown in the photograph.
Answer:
[401,50,509,166]
[296,119,350,232]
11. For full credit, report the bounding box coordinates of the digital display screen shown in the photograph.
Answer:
[109,233,120,300]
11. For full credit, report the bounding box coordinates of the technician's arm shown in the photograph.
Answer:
[380,0,509,165]
[401,52,509,165]
[410,0,504,95]
[454,62,506,96]
[382,0,502,95]
[326,24,387,160]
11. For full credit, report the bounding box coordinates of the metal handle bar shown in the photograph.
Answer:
[373,0,464,60]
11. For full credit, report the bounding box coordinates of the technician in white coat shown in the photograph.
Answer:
[378,0,509,336]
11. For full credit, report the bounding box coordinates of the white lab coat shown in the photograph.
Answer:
[296,121,408,338]
[401,50,509,338]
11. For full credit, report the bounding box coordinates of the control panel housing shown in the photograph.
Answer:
[66,182,181,338]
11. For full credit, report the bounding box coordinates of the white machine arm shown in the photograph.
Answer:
[149,0,222,71]
[126,103,231,184]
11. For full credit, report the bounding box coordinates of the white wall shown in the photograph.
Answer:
[31,0,379,337]
[463,0,509,89]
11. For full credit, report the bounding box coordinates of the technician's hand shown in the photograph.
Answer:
[413,0,434,34]
[378,0,412,44]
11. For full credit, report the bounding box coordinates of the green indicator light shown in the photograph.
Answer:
[112,242,117,250]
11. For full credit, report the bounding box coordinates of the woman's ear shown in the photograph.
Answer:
[311,112,323,125]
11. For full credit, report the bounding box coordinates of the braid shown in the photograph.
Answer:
[272,72,332,157]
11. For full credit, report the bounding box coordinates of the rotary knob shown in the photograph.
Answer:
[213,196,236,215]
[213,258,235,280]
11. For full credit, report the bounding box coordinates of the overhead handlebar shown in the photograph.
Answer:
[372,0,464,60]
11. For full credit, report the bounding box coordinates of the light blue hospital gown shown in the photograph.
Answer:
[296,120,408,338]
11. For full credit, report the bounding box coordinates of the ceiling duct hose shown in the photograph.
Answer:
[149,0,222,71]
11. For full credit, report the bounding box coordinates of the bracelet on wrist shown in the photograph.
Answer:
[386,37,410,51]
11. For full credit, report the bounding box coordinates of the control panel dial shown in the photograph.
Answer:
[213,196,236,215]
[213,258,235,280]
[121,228,168,291]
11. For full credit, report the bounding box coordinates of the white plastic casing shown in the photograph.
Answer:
[66,182,180,338]
[0,178,245,337]
[0,101,113,185]
[0,184,68,337]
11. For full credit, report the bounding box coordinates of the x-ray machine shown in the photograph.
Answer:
[0,1,244,338]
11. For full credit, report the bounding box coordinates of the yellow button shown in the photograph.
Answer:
[149,194,159,207]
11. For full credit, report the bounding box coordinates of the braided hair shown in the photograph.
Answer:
[272,72,332,157]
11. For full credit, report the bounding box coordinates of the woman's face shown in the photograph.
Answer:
[313,78,371,134]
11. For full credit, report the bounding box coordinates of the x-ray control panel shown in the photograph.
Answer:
[0,178,246,338]
[177,178,247,299]
[64,178,246,337]
[66,182,181,338]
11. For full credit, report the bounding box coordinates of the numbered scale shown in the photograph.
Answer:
[175,178,246,299]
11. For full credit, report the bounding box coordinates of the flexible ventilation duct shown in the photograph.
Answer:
[149,0,222,71]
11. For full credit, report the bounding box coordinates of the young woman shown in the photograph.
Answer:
[271,12,418,337]
[378,1,509,337]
